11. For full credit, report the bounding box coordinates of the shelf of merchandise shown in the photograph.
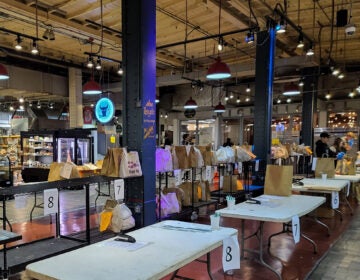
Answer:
[21,132,55,170]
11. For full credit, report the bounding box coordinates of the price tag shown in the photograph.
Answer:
[255,160,259,171]
[238,162,242,174]
[174,170,181,186]
[205,166,212,181]
[292,215,300,244]
[14,194,27,209]
[60,162,73,179]
[311,157,317,171]
[331,191,339,209]
[222,235,240,272]
[110,135,116,144]
[114,179,125,201]
[44,188,59,215]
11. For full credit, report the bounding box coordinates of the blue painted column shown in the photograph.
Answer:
[122,0,156,226]
[253,29,276,163]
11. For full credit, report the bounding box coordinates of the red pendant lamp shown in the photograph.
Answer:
[206,57,231,80]
[184,97,198,109]
[83,78,102,95]
[0,64,9,80]
[282,83,300,96]
[214,102,226,113]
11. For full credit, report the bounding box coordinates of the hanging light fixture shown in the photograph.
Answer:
[246,84,251,92]
[14,35,23,50]
[87,56,94,68]
[83,78,102,95]
[275,18,286,34]
[206,57,231,79]
[245,31,255,44]
[298,77,304,87]
[184,97,198,109]
[0,64,9,80]
[283,83,300,96]
[117,63,123,75]
[306,44,314,56]
[214,102,225,113]
[95,57,102,70]
[297,34,304,48]
[217,36,224,51]
[31,40,39,55]
[206,0,231,80]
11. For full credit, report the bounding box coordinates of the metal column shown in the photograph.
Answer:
[253,29,276,162]
[122,0,156,226]
[301,67,318,147]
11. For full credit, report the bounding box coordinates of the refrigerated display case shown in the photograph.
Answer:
[55,129,94,165]
[0,155,12,188]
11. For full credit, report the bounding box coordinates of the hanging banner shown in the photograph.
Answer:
[83,106,93,124]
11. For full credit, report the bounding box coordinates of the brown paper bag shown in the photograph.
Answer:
[264,165,293,196]
[222,175,238,193]
[315,158,335,178]
[179,181,199,206]
[175,146,188,169]
[189,146,197,168]
[48,162,63,181]
[196,145,212,166]
[200,180,212,201]
[335,158,356,175]
[101,148,124,177]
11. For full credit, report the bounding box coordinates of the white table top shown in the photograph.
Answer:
[334,174,360,182]
[292,178,350,192]
[216,194,325,223]
[26,220,237,280]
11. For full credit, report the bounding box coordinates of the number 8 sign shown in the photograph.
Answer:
[44,189,59,215]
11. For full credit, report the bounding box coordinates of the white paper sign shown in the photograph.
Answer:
[238,162,243,174]
[292,215,300,244]
[311,157,317,171]
[174,170,181,186]
[44,188,59,215]
[220,176,224,189]
[14,194,28,209]
[222,235,240,272]
[205,166,212,181]
[114,179,125,200]
[255,160,259,171]
[60,162,73,179]
[331,191,339,209]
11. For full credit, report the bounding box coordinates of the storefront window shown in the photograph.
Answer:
[327,112,358,129]
[180,119,215,146]
[271,114,301,144]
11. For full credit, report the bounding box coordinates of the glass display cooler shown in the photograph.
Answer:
[0,155,12,188]
[55,129,94,165]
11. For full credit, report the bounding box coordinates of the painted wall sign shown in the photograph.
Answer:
[83,106,93,124]
[143,99,156,139]
[95,97,115,124]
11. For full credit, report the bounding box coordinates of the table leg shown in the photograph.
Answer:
[258,222,282,280]
[342,191,353,215]
[300,232,317,253]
